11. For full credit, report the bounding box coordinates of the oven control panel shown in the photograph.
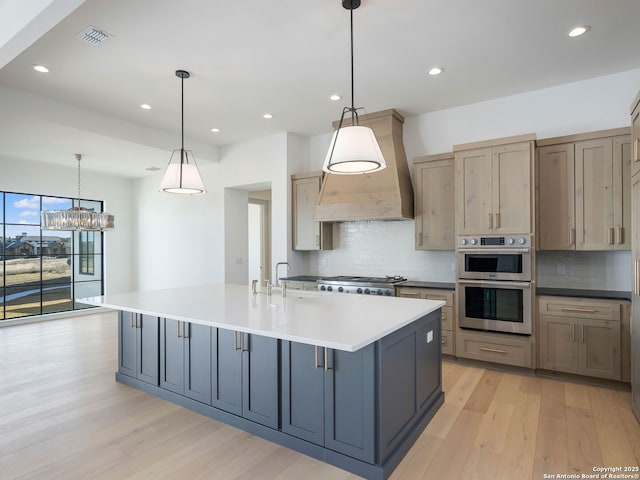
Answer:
[459,234,531,249]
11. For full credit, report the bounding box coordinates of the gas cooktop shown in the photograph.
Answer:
[320,275,407,285]
[317,275,407,296]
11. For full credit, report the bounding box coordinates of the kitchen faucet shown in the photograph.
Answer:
[274,262,290,287]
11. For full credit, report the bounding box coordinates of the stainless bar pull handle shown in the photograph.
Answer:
[130,313,135,328]
[609,228,615,245]
[635,260,640,297]
[580,324,585,344]
[135,314,140,329]
[402,292,421,298]
[241,333,247,352]
[495,213,501,229]
[569,228,576,246]
[561,307,597,314]
[571,323,576,342]
[488,213,493,229]
[441,339,447,346]
[324,348,331,371]
[479,347,507,355]
[177,321,182,338]
[617,227,624,245]
[314,346,320,369]
[418,232,423,246]
[316,235,320,247]
[635,138,640,162]
[183,322,189,339]
[234,331,240,351]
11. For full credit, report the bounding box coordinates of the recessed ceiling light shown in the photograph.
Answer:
[330,94,341,101]
[568,25,590,37]
[263,113,273,119]
[428,66,444,76]
[146,166,161,172]
[211,128,220,133]
[140,104,152,110]
[33,65,49,73]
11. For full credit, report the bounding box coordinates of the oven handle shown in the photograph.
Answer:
[458,279,532,288]
[457,248,530,254]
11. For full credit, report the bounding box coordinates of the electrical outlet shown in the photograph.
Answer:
[426,330,433,343]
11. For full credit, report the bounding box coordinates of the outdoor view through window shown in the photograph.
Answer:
[0,192,104,320]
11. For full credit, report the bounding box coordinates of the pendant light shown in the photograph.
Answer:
[323,0,386,175]
[41,154,115,231]
[160,69,206,194]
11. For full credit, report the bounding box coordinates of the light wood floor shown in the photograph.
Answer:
[1,312,639,480]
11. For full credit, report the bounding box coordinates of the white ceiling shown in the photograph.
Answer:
[1,0,640,178]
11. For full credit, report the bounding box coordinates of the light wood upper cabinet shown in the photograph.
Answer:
[292,173,332,251]
[413,154,454,250]
[632,92,640,178]
[537,130,630,251]
[537,144,575,250]
[455,138,534,235]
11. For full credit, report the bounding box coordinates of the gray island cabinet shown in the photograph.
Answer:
[82,285,444,480]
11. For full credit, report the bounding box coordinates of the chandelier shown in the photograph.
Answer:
[40,154,115,231]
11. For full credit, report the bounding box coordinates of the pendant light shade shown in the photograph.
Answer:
[323,125,385,174]
[40,154,115,231]
[323,0,386,175]
[160,69,206,195]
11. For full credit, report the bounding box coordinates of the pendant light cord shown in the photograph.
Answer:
[181,74,185,163]
[350,1,355,124]
[76,153,82,200]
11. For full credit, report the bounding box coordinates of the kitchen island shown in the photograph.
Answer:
[78,284,444,480]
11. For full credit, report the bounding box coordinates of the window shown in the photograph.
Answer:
[0,191,105,320]
[79,231,95,275]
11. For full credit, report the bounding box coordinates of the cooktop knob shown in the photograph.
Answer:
[470,238,478,245]
[364,288,370,294]
[356,288,363,294]
[518,237,527,245]
[320,285,326,291]
[327,286,333,292]
[460,238,468,246]
[338,287,344,292]
[508,237,515,245]
[377,289,383,295]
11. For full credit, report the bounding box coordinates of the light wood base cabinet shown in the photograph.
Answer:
[396,287,455,355]
[538,296,624,381]
[456,329,533,368]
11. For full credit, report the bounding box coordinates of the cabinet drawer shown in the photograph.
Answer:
[396,287,454,307]
[457,331,532,368]
[441,306,454,331]
[538,296,621,321]
[441,330,454,356]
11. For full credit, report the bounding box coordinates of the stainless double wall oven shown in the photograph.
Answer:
[457,234,534,335]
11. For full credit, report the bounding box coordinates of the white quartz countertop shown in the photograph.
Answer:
[78,284,444,352]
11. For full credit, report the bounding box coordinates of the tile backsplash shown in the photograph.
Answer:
[536,250,631,291]
[314,220,456,281]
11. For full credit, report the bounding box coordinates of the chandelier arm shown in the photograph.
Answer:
[76,153,82,200]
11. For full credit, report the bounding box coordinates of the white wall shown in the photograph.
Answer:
[301,68,640,287]
[133,132,290,290]
[0,155,134,293]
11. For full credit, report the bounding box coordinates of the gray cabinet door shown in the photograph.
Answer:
[212,328,243,415]
[160,318,185,395]
[281,341,324,445]
[242,334,279,429]
[137,314,159,385]
[118,311,137,378]
[184,322,212,404]
[324,345,375,463]
[416,314,441,415]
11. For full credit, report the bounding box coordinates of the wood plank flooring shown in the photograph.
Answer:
[1,312,639,479]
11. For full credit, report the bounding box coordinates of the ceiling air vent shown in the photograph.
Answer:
[76,26,112,46]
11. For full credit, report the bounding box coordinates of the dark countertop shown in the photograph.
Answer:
[396,281,456,290]
[536,287,631,302]
[280,275,323,283]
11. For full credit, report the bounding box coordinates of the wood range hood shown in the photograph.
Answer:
[315,109,415,222]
